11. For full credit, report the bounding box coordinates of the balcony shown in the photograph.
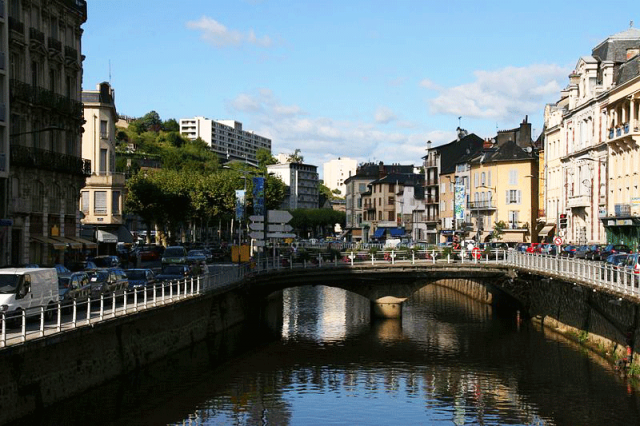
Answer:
[607,123,639,150]
[47,37,62,53]
[567,194,590,208]
[10,144,90,176]
[468,200,496,210]
[64,46,78,64]
[61,0,87,18]
[29,27,45,45]
[85,172,126,187]
[10,80,83,117]
[425,196,439,205]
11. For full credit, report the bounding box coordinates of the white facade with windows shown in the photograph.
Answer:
[179,116,271,165]
[323,157,357,197]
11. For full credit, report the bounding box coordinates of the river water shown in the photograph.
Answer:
[12,284,640,425]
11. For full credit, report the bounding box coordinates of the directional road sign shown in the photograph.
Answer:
[249,231,265,239]
[248,223,294,232]
[249,222,265,231]
[268,210,292,224]
[266,232,297,239]
[249,215,264,222]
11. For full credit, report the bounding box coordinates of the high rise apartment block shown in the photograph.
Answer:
[323,157,357,196]
[179,116,271,166]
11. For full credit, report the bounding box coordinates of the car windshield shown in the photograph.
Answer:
[126,270,146,280]
[0,275,20,293]
[93,257,113,267]
[89,271,109,282]
[164,248,185,257]
[58,277,70,289]
[188,250,204,256]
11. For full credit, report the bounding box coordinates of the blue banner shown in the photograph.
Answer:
[235,190,245,222]
[252,177,265,216]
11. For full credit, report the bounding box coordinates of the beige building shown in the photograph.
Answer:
[323,157,357,196]
[7,0,89,265]
[468,137,538,244]
[80,82,130,249]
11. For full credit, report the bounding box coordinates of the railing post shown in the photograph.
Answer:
[123,291,128,314]
[1,313,5,348]
[112,291,116,316]
[100,295,104,321]
[57,303,61,332]
[87,296,92,324]
[40,306,45,337]
[21,309,26,342]
[197,276,201,294]
[72,299,77,328]
[371,254,375,266]
[134,289,138,312]
[412,251,415,265]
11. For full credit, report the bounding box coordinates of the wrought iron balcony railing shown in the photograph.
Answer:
[10,79,83,117]
[10,144,91,176]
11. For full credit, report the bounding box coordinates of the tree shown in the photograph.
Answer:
[288,149,304,163]
[163,118,180,132]
[491,220,507,241]
[256,148,277,169]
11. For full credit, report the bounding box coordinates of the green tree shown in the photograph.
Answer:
[287,149,304,163]
[163,118,180,132]
[256,148,277,169]
[491,220,507,241]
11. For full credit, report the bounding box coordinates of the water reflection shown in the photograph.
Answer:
[11,283,640,425]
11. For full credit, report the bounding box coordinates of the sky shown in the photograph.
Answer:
[82,1,639,174]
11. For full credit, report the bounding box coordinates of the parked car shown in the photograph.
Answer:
[67,260,98,272]
[602,253,629,281]
[125,268,156,292]
[208,246,226,262]
[139,245,163,261]
[202,249,214,263]
[585,244,606,261]
[526,243,542,253]
[595,244,632,261]
[560,245,578,257]
[87,268,129,298]
[515,243,531,253]
[0,268,59,325]
[622,253,640,276]
[58,272,91,306]
[186,250,207,264]
[93,255,121,268]
[55,264,71,275]
[161,246,188,265]
[573,245,591,259]
[539,243,558,255]
[155,264,191,282]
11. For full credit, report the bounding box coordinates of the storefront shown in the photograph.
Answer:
[538,223,556,243]
[601,217,640,250]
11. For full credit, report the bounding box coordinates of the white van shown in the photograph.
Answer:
[0,268,59,322]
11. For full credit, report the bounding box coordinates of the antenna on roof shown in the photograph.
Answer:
[458,116,462,127]
[631,20,634,28]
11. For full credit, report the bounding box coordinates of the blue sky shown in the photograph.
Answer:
[82,1,639,171]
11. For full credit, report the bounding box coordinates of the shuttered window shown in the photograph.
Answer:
[94,191,107,214]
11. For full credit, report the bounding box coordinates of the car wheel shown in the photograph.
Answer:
[44,302,55,321]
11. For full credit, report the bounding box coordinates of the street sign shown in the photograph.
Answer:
[253,240,266,247]
[268,210,292,224]
[266,232,297,239]
[249,215,264,222]
[471,247,482,259]
[554,236,563,246]
[249,231,265,239]
[249,222,265,231]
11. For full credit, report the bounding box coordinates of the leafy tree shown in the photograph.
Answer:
[491,220,507,241]
[163,118,180,132]
[256,148,277,169]
[288,148,304,163]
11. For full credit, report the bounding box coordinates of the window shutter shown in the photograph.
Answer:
[505,190,509,204]
[488,171,492,187]
[517,190,521,204]
[95,191,107,214]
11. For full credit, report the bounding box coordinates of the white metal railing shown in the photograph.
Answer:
[2,249,637,348]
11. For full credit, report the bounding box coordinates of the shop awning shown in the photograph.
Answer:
[30,235,66,250]
[117,226,134,244]
[538,224,556,237]
[373,228,385,238]
[97,230,118,243]
[50,236,82,249]
[501,232,525,243]
[389,228,404,237]
[67,236,98,249]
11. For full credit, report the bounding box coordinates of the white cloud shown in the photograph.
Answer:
[226,90,452,167]
[186,16,272,48]
[424,64,569,123]
[374,106,397,124]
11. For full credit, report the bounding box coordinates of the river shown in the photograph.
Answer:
[10,284,640,425]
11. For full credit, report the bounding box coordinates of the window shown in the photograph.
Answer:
[509,170,518,185]
[32,181,44,213]
[100,120,108,139]
[358,183,366,193]
[388,196,394,205]
[474,172,478,187]
[100,149,107,173]
[389,183,394,192]
[441,183,446,194]
[357,198,362,208]
[440,201,445,211]
[488,171,492,187]
[81,191,89,213]
[112,191,121,215]
[388,211,394,221]
[94,191,107,215]
[506,190,521,204]
[508,211,519,228]
[481,172,486,186]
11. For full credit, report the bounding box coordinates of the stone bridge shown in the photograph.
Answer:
[245,263,512,318]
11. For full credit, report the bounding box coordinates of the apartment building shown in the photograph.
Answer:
[545,27,640,246]
[7,0,89,266]
[80,82,132,251]
[179,116,271,166]
[323,157,357,196]
[267,162,319,210]
[344,162,414,242]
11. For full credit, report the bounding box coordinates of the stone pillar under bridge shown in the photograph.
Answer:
[371,296,407,318]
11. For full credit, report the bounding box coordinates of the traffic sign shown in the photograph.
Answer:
[253,240,266,247]
[554,236,563,246]
[249,231,265,239]
[249,222,265,231]
[268,210,292,224]
[471,247,482,259]
[266,232,297,239]
[248,223,293,232]
[249,215,264,222]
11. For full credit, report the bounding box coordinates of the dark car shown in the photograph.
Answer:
[161,246,188,265]
[596,244,632,261]
[58,272,91,306]
[186,250,207,265]
[573,245,591,259]
[560,245,578,257]
[67,260,98,272]
[87,268,129,298]
[585,244,606,260]
[515,243,531,253]
[602,253,629,281]
[139,245,163,261]
[209,246,226,261]
[125,268,156,292]
[93,255,121,268]
[156,264,191,282]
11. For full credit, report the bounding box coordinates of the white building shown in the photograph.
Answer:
[267,162,319,210]
[323,157,357,196]
[179,116,271,165]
